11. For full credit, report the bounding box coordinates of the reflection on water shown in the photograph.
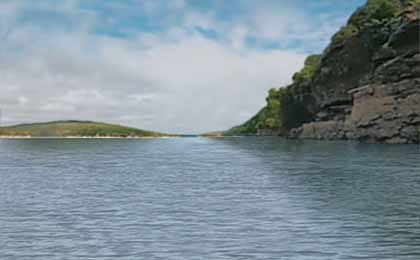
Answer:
[0,138,419,259]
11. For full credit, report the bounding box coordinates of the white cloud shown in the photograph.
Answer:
[0,0,355,133]
[0,24,305,133]
[17,97,28,107]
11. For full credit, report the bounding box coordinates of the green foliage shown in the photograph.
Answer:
[292,55,322,83]
[226,88,282,135]
[330,24,359,47]
[329,0,401,47]
[226,86,313,135]
[0,121,165,137]
[406,0,420,5]
[264,88,281,128]
[349,0,400,29]
[226,108,267,135]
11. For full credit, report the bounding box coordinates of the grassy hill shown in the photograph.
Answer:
[0,121,169,137]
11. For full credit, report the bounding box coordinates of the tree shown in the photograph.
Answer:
[292,55,321,83]
[349,0,400,29]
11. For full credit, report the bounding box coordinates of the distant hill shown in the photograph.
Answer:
[0,121,170,138]
[200,131,226,137]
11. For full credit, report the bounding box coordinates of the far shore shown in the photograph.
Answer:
[0,135,250,139]
[0,136,179,139]
[0,135,32,139]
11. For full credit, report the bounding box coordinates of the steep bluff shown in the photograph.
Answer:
[228,0,420,143]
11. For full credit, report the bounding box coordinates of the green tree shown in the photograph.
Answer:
[330,24,359,46]
[292,54,321,83]
[349,0,400,29]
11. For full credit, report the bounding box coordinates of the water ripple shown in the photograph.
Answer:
[0,138,419,259]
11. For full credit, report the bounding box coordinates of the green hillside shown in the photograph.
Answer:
[0,121,168,137]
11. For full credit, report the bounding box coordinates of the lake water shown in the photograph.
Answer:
[0,137,419,260]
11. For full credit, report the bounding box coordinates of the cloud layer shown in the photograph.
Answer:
[0,0,364,133]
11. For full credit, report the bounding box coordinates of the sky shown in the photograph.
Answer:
[0,0,366,134]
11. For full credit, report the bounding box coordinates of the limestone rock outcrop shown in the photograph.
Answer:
[291,15,420,143]
[229,2,420,143]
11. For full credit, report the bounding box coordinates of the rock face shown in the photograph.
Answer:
[230,1,420,144]
[289,9,420,144]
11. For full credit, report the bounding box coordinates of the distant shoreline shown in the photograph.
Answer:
[0,136,178,139]
[0,135,249,139]
[0,135,32,139]
[0,121,250,139]
[0,121,176,139]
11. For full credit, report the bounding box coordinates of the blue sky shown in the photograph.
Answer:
[0,0,366,133]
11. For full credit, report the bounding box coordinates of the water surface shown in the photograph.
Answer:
[0,138,419,259]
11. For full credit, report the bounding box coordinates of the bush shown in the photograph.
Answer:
[349,0,400,29]
[406,0,420,5]
[292,54,321,83]
[330,24,359,46]
[328,0,401,47]
[263,88,281,128]
[227,85,314,135]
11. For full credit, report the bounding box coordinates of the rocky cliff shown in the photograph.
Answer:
[228,0,420,144]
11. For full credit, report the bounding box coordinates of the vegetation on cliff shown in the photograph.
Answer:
[327,0,412,49]
[0,121,167,137]
[292,55,321,84]
[226,0,419,137]
[227,86,313,135]
[227,54,320,136]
